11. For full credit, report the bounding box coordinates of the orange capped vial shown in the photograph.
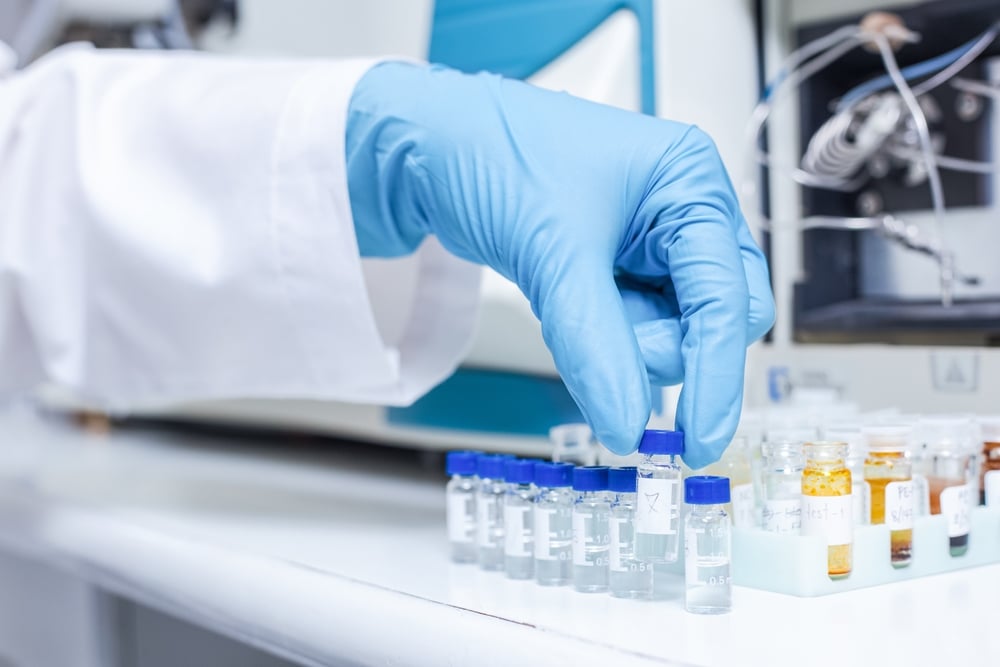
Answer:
[863,426,914,567]
[801,441,853,578]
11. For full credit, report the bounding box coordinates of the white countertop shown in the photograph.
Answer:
[0,409,997,667]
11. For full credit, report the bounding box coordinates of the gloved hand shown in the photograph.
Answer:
[345,62,774,469]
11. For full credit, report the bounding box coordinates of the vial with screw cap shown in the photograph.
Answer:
[684,475,732,615]
[572,466,611,593]
[534,462,575,586]
[634,429,684,563]
[476,454,508,571]
[608,467,652,599]
[503,459,537,580]
[445,451,479,564]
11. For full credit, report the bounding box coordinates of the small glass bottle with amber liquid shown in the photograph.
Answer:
[863,426,914,567]
[979,417,1000,507]
[801,441,853,578]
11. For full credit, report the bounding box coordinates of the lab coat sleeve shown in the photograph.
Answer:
[0,45,481,409]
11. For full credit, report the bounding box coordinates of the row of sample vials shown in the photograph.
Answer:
[445,430,734,613]
[705,415,1000,579]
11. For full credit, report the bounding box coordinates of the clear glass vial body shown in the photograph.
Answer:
[534,484,575,585]
[801,442,853,578]
[504,482,536,579]
[863,429,913,567]
[761,442,803,534]
[609,491,653,599]
[476,472,507,571]
[715,437,754,527]
[573,490,611,592]
[635,452,682,563]
[446,472,478,564]
[927,450,974,557]
[684,502,732,614]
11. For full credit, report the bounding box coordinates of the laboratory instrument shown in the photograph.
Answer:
[863,426,914,567]
[634,429,683,563]
[684,475,732,615]
[762,441,803,534]
[445,450,480,563]
[607,466,652,600]
[921,417,975,557]
[476,454,508,571]
[533,461,575,586]
[504,458,538,580]
[801,441,853,578]
[571,466,611,593]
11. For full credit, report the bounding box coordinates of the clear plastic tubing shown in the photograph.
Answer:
[684,475,732,615]
[445,450,480,564]
[572,466,611,593]
[608,466,652,599]
[549,423,598,466]
[503,458,538,580]
[762,441,804,535]
[634,429,684,563]
[475,454,508,571]
[533,462,575,586]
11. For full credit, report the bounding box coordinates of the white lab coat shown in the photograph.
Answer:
[0,44,481,410]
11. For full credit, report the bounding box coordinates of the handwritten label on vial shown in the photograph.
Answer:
[635,478,677,535]
[476,496,497,547]
[762,498,801,534]
[732,483,755,528]
[986,470,1000,507]
[801,494,853,546]
[940,485,971,538]
[884,480,914,530]
[447,494,473,543]
[573,512,591,566]
[504,505,530,557]
[534,507,554,560]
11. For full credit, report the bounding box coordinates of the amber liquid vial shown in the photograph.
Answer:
[863,427,914,568]
[801,442,853,578]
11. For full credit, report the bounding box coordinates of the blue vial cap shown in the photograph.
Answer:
[446,450,479,476]
[504,458,537,484]
[572,466,609,491]
[638,429,684,455]
[534,461,574,488]
[684,475,731,505]
[476,454,509,480]
[608,467,638,493]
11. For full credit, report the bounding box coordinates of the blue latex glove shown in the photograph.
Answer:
[346,62,774,469]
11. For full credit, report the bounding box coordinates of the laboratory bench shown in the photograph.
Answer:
[0,410,997,667]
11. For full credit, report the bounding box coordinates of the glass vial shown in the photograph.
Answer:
[922,418,975,557]
[684,476,732,615]
[863,426,914,568]
[801,441,853,579]
[761,441,803,534]
[634,429,684,563]
[503,459,537,580]
[572,466,611,593]
[445,450,479,564]
[475,454,507,571]
[979,417,1000,506]
[533,462,575,586]
[607,467,652,599]
[717,437,755,528]
[549,423,597,466]
[825,424,870,526]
